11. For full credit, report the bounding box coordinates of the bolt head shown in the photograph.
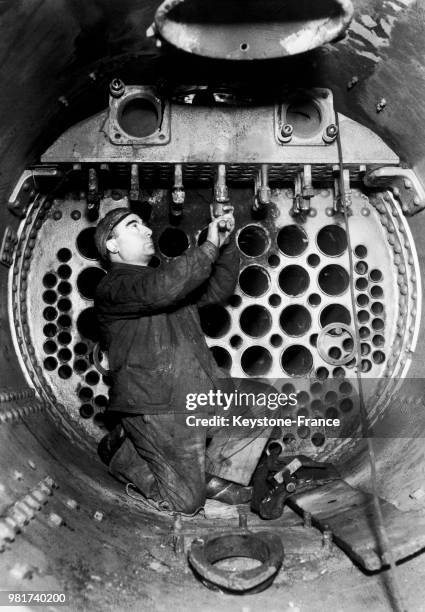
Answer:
[281,124,293,138]
[326,124,338,138]
[109,79,125,98]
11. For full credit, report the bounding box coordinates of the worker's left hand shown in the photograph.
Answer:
[210,205,235,247]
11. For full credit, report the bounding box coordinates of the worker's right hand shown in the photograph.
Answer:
[206,214,234,248]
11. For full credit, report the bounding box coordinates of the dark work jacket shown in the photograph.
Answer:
[94,239,239,414]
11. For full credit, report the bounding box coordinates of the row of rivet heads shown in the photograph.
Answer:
[0,389,35,403]
[13,199,57,407]
[0,476,56,550]
[0,401,48,424]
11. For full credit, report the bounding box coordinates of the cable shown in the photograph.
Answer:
[335,114,407,612]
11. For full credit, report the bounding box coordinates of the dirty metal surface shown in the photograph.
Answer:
[288,479,425,571]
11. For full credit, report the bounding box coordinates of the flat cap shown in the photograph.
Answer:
[94,207,132,260]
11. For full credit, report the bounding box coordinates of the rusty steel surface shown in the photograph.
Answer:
[154,0,354,60]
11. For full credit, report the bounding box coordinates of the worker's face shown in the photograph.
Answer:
[106,214,155,265]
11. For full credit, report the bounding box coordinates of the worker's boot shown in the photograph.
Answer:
[205,473,252,505]
[97,424,126,465]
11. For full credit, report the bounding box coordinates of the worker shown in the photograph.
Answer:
[94,206,273,514]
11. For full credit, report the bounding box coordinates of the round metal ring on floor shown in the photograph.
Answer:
[188,531,284,594]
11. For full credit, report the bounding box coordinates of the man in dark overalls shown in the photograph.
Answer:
[94,206,272,513]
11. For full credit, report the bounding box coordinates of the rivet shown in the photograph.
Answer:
[66,498,79,510]
[48,512,64,527]
[93,511,104,521]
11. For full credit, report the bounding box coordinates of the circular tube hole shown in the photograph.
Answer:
[308,293,321,307]
[342,338,354,351]
[79,404,94,419]
[316,367,329,380]
[310,382,322,394]
[58,314,71,328]
[325,391,338,404]
[229,294,242,308]
[58,298,72,312]
[355,278,368,291]
[355,261,368,275]
[210,346,232,371]
[77,308,100,342]
[270,334,283,347]
[281,346,313,376]
[370,269,383,282]
[326,407,338,419]
[281,383,296,395]
[354,245,368,258]
[43,273,57,288]
[318,265,349,296]
[241,346,272,376]
[237,225,269,257]
[361,359,372,373]
[58,365,72,379]
[357,310,370,323]
[43,323,57,338]
[357,294,369,307]
[320,305,351,327]
[328,347,341,360]
[297,391,309,406]
[361,343,371,356]
[230,335,243,349]
[94,395,109,408]
[57,248,72,262]
[118,97,159,138]
[371,302,384,315]
[359,326,370,339]
[373,350,386,364]
[280,305,312,337]
[58,281,72,296]
[43,340,57,355]
[340,398,353,412]
[239,266,270,297]
[268,294,281,307]
[297,426,310,439]
[57,264,72,279]
[277,225,308,256]
[317,225,347,257]
[372,335,385,347]
[74,359,88,374]
[279,265,309,296]
[372,318,384,331]
[240,305,272,338]
[310,334,318,347]
[307,254,320,268]
[199,305,231,338]
[77,267,106,300]
[339,381,353,394]
[77,227,101,260]
[158,228,189,258]
[79,387,93,402]
[268,254,280,268]
[333,366,345,378]
[42,290,57,304]
[86,371,100,386]
[370,286,384,299]
[311,433,325,447]
[44,357,57,371]
[282,433,296,445]
[43,307,57,321]
[58,348,72,362]
[57,331,72,345]
[74,342,88,355]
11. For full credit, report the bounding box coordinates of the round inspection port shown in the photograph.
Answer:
[316,367,329,380]
[317,225,347,257]
[357,294,369,307]
[355,261,368,275]
[57,248,72,263]
[79,404,94,419]
[371,302,384,316]
[199,304,231,338]
[281,345,313,376]
[354,245,368,258]
[77,227,99,260]
[240,305,271,338]
[277,225,308,257]
[308,293,321,307]
[77,267,106,300]
[268,253,280,268]
[318,265,349,296]
[307,254,320,268]
[280,305,312,337]
[43,323,57,338]
[237,225,269,257]
[210,346,232,371]
[370,269,383,282]
[44,357,57,371]
[158,228,189,258]
[118,96,159,138]
[58,281,72,296]
[57,331,71,345]
[230,335,243,349]
[320,305,351,328]
[77,307,100,342]
[42,290,57,304]
[269,294,281,307]
[43,272,57,288]
[239,266,270,297]
[86,371,100,386]
[279,265,309,296]
[241,346,272,376]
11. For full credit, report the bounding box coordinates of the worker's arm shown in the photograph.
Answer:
[196,236,240,306]
[95,221,223,317]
